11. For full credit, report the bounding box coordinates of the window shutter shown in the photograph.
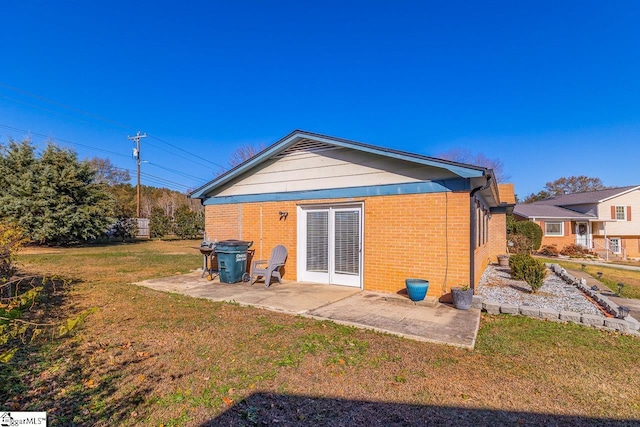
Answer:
[564,221,570,236]
[611,206,616,219]
[628,206,632,221]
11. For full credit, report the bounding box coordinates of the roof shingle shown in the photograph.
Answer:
[514,185,640,219]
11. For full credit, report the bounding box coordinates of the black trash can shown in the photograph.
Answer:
[216,240,253,283]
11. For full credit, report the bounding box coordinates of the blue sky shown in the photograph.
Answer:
[1,1,639,198]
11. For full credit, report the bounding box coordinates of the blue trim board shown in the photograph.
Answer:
[203,179,469,205]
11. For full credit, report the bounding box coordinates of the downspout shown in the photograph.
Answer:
[469,174,492,289]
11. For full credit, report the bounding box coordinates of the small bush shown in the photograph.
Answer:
[509,253,547,293]
[0,222,26,280]
[109,216,138,241]
[509,253,529,281]
[508,234,533,254]
[560,244,593,257]
[538,245,559,257]
[523,261,547,292]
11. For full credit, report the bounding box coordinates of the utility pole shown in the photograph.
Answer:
[128,131,147,218]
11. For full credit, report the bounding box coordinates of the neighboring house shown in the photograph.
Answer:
[513,186,640,259]
[190,130,514,297]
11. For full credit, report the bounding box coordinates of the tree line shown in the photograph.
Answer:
[521,176,607,203]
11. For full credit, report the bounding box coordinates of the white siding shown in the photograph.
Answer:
[217,148,458,197]
[597,189,640,236]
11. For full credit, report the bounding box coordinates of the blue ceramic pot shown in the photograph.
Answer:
[405,279,429,301]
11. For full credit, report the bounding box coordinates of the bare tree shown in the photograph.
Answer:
[523,176,608,203]
[228,144,265,169]
[438,148,510,183]
[88,157,130,185]
[544,176,606,195]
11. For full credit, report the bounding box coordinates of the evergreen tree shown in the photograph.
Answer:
[149,206,172,238]
[0,140,114,245]
[173,204,203,239]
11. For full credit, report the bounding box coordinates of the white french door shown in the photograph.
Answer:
[298,204,362,287]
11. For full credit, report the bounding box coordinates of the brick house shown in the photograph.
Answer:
[513,186,640,259]
[190,130,513,297]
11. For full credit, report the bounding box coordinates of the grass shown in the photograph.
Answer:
[538,257,640,299]
[2,240,640,425]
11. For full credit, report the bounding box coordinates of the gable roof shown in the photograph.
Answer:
[190,130,490,200]
[514,204,596,220]
[514,185,640,220]
[531,185,640,206]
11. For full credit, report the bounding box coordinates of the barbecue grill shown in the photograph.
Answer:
[199,240,217,280]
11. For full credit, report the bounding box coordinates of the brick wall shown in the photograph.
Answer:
[488,213,507,260]
[204,204,241,241]
[205,191,474,297]
[473,212,507,288]
[535,220,575,250]
[593,236,640,258]
[624,237,640,258]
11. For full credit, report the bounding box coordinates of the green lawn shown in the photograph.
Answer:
[538,257,640,299]
[2,240,639,426]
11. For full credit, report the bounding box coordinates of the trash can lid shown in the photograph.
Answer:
[216,239,253,248]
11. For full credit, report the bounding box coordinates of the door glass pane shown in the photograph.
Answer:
[334,210,360,275]
[307,211,328,272]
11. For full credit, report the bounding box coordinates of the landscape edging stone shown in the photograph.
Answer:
[478,263,639,335]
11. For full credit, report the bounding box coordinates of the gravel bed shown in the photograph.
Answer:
[477,264,603,316]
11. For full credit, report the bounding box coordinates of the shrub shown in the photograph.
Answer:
[109,216,138,241]
[506,216,543,253]
[538,245,558,257]
[523,260,547,292]
[173,205,204,239]
[150,207,172,238]
[508,253,529,281]
[560,244,593,257]
[508,234,533,254]
[509,253,547,293]
[513,221,543,251]
[0,222,26,281]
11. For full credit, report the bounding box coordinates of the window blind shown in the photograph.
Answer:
[306,211,328,272]
[334,211,360,275]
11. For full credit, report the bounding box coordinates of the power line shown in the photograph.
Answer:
[147,133,226,170]
[0,84,230,188]
[141,172,192,190]
[1,83,225,170]
[99,164,192,191]
[146,161,206,182]
[0,94,87,124]
[0,122,194,192]
[0,82,130,130]
[0,123,131,160]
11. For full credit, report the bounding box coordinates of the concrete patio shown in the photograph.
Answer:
[136,271,481,349]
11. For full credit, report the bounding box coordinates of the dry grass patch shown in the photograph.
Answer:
[3,241,640,426]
